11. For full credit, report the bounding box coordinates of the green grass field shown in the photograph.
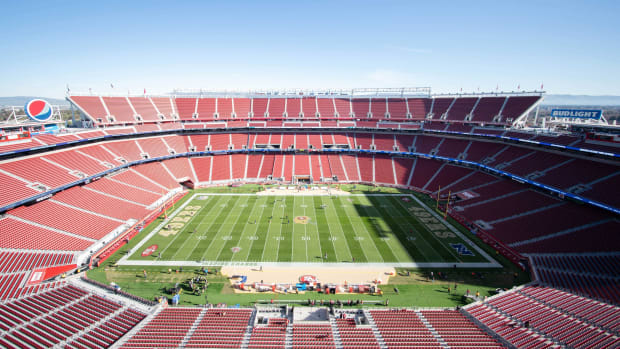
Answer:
[94,186,530,307]
[88,266,517,307]
[122,188,495,266]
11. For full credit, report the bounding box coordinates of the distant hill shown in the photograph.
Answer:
[542,94,620,106]
[0,96,69,107]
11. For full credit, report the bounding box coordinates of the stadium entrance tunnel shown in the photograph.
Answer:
[181,179,195,189]
[294,175,312,184]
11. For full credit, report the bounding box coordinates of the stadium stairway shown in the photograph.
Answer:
[285,320,293,349]
[179,308,207,348]
[328,316,344,348]
[240,308,257,349]
[63,299,133,348]
[362,309,387,348]
[415,311,448,347]
[465,296,558,347]
[103,307,162,348]
[458,305,514,348]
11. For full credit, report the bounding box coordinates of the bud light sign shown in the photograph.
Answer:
[550,109,602,120]
[25,99,53,122]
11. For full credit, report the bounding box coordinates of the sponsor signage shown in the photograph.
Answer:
[550,109,602,120]
[25,99,53,122]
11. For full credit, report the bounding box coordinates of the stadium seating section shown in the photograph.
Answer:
[0,130,617,258]
[0,283,146,349]
[464,285,619,348]
[0,278,614,348]
[66,95,548,125]
[117,307,506,348]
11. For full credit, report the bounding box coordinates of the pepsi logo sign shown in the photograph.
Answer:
[25,99,53,122]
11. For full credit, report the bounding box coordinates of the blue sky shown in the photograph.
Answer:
[1,0,619,97]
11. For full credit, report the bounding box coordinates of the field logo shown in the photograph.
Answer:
[25,99,53,122]
[450,243,474,256]
[141,244,159,257]
[299,275,317,284]
[294,216,310,224]
[231,247,241,253]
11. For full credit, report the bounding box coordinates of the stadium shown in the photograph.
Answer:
[1,2,619,349]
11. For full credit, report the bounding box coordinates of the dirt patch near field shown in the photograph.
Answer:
[221,265,395,289]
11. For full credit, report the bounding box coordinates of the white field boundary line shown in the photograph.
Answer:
[118,192,501,268]
[405,194,501,268]
[118,194,198,263]
[117,260,500,268]
[172,193,428,197]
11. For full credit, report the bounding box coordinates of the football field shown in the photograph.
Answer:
[121,191,498,267]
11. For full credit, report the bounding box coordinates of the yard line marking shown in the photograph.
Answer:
[355,197,402,262]
[317,196,346,262]
[166,196,227,260]
[225,196,261,262]
[343,196,385,262]
[378,195,438,262]
[197,196,246,261]
[261,196,281,262]
[365,196,421,263]
[335,197,371,262]
[236,196,268,262]
[212,196,252,261]
[121,191,500,268]
[181,196,234,259]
